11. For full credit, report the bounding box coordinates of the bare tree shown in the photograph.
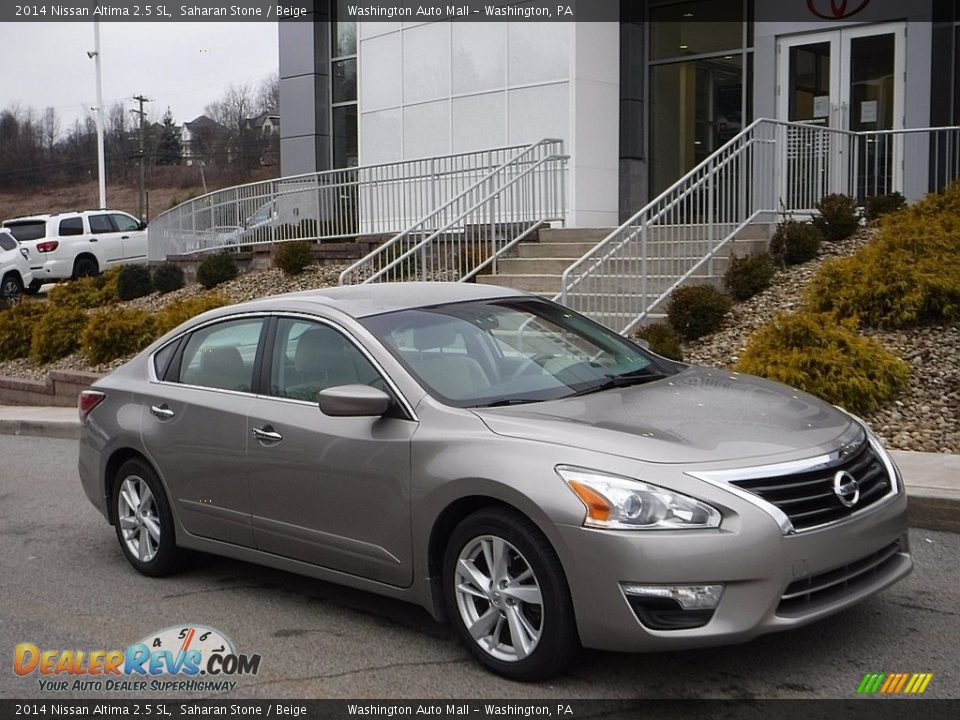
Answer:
[256,74,279,115]
[205,83,256,178]
[42,107,59,158]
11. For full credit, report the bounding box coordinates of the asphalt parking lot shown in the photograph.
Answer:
[1,434,958,700]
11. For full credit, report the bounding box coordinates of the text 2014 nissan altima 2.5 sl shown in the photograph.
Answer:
[78,283,911,679]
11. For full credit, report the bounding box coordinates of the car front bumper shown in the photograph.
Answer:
[556,487,910,652]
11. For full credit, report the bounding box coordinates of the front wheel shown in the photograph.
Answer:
[1,273,23,305]
[112,458,182,577]
[442,508,578,680]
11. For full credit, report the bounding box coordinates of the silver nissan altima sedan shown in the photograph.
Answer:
[78,283,911,679]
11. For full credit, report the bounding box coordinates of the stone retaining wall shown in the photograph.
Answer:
[0,370,103,407]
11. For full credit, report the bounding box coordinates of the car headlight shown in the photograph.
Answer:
[556,465,721,530]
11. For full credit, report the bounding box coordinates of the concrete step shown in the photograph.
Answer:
[538,228,617,243]
[518,241,597,259]
[497,257,576,275]
[481,273,723,295]
[477,274,563,293]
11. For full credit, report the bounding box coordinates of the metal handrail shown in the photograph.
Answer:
[147,143,538,260]
[559,119,960,334]
[339,139,566,285]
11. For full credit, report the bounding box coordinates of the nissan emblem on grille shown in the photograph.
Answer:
[834,471,861,508]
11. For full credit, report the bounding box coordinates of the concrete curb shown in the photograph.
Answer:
[0,408,956,533]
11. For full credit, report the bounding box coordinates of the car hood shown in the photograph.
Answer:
[471,367,855,464]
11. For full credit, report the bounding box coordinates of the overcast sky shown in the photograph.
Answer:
[1,22,279,133]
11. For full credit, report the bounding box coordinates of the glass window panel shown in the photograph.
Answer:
[178,319,264,393]
[849,34,895,131]
[788,42,831,123]
[332,58,357,103]
[331,1,357,57]
[333,105,358,168]
[649,56,743,194]
[650,0,744,60]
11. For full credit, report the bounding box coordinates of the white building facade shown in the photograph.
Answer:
[279,0,960,226]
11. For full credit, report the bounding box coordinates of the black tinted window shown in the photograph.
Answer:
[4,221,46,242]
[0,232,16,252]
[59,217,84,236]
[88,215,114,234]
[110,213,140,232]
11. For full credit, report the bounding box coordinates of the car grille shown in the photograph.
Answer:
[729,441,891,531]
[777,541,902,616]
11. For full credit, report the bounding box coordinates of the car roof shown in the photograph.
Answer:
[3,209,128,223]
[228,282,530,319]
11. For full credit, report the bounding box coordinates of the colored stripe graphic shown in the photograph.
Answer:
[857,672,932,694]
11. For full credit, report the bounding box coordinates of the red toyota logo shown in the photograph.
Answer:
[806,0,872,19]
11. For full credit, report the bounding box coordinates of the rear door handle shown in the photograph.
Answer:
[89,237,98,242]
[253,426,283,443]
[121,235,129,240]
[150,404,175,419]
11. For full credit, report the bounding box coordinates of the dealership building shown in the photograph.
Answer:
[277,0,960,227]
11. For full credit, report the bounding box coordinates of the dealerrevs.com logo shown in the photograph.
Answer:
[13,625,261,693]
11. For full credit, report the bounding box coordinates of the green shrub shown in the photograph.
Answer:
[82,307,158,364]
[769,220,823,266]
[274,240,314,276]
[666,284,732,340]
[734,312,910,414]
[116,264,154,301]
[864,192,906,222]
[805,183,960,328]
[813,193,861,241]
[155,294,230,335]
[152,262,186,294]
[29,306,87,364]
[196,251,239,289]
[0,302,46,360]
[47,268,119,309]
[723,251,776,301]
[635,322,684,361]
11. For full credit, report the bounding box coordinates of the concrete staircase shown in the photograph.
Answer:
[477,223,775,318]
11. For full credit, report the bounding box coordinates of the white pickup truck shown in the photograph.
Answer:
[2,210,148,293]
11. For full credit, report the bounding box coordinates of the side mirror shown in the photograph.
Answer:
[139,221,148,231]
[318,384,392,417]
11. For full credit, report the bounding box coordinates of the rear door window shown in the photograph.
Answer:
[59,217,84,236]
[88,215,115,234]
[3,221,46,242]
[176,318,266,393]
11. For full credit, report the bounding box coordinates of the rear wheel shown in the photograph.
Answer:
[112,458,182,577]
[1,273,23,305]
[73,256,99,279]
[442,508,578,680]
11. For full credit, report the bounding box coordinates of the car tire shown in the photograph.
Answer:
[442,507,578,680]
[73,256,99,279]
[112,458,182,577]
[23,278,42,296]
[1,273,23,305]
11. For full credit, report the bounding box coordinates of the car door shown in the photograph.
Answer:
[110,212,148,263]
[87,213,123,266]
[140,315,269,548]
[246,316,417,587]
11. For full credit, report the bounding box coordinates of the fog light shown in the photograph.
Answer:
[622,583,724,610]
[621,583,724,630]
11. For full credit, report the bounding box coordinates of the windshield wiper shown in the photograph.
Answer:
[570,371,666,397]
[474,398,543,408]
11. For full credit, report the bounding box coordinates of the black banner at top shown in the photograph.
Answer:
[1,0,949,23]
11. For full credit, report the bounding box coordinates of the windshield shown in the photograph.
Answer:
[361,298,672,408]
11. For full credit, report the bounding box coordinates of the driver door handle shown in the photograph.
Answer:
[252,425,283,443]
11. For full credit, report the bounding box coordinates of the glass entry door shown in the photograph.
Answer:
[777,24,905,206]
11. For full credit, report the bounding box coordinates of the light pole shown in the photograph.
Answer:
[88,21,107,209]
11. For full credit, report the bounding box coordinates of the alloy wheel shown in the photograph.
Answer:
[117,476,161,563]
[454,535,544,662]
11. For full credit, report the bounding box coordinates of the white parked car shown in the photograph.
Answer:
[0,228,34,305]
[2,210,148,293]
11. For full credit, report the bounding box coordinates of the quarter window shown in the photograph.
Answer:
[177,318,265,393]
[0,231,16,252]
[59,217,84,236]
[268,319,384,402]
